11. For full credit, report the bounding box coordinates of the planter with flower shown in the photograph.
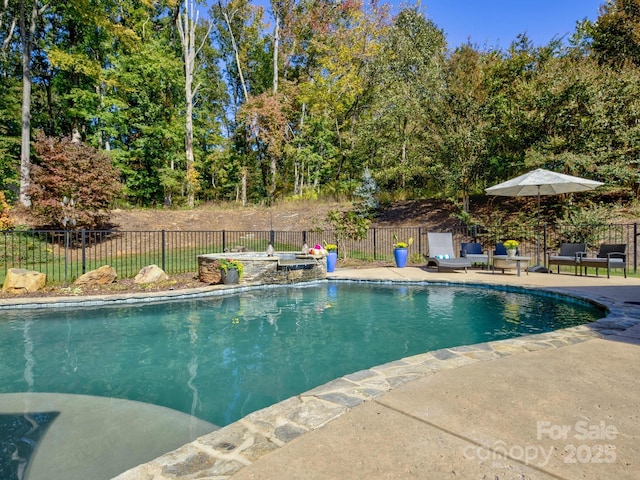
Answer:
[213,257,244,284]
[324,243,338,272]
[308,244,328,256]
[392,234,413,268]
[503,240,519,259]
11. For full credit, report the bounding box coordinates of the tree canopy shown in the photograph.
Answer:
[0,0,637,211]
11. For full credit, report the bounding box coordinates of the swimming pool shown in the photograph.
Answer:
[0,282,603,428]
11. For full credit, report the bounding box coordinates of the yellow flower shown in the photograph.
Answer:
[504,240,519,249]
[393,234,413,249]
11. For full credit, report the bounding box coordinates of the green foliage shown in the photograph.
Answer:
[210,257,244,278]
[392,234,413,249]
[587,0,640,67]
[353,167,379,218]
[325,209,371,258]
[0,192,15,230]
[29,133,122,228]
[559,203,614,247]
[1,0,640,208]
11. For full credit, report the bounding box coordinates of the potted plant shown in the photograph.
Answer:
[392,234,413,268]
[503,240,519,259]
[324,243,338,272]
[213,257,244,284]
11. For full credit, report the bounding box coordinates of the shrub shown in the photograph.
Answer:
[560,203,613,248]
[0,191,14,230]
[325,209,370,259]
[28,133,122,228]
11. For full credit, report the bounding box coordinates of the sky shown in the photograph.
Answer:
[388,0,604,48]
[246,1,606,49]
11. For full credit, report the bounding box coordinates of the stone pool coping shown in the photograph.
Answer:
[2,268,640,479]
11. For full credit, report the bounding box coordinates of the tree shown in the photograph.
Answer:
[28,132,121,228]
[588,0,640,67]
[356,7,445,193]
[435,44,490,212]
[353,167,379,217]
[177,0,212,208]
[108,37,185,206]
[325,209,370,260]
[17,0,49,207]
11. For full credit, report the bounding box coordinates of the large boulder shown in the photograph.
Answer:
[74,265,117,286]
[134,265,169,284]
[2,268,46,294]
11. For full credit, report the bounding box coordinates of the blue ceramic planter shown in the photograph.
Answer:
[326,251,338,272]
[394,248,408,268]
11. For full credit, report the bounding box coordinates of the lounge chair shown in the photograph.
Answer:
[547,242,587,275]
[426,232,472,272]
[580,244,627,278]
[460,242,489,269]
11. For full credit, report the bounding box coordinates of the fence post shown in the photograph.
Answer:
[64,229,70,284]
[302,230,307,245]
[543,224,547,268]
[373,228,377,260]
[634,223,638,274]
[222,230,226,252]
[161,230,166,271]
[81,229,86,274]
[269,230,275,246]
[418,227,423,257]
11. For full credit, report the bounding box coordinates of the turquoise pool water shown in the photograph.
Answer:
[0,282,603,427]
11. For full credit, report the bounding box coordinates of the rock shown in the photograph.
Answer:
[199,265,222,284]
[134,265,169,284]
[74,265,117,286]
[198,256,223,284]
[2,268,46,294]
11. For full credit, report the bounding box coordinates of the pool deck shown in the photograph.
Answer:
[5,267,640,479]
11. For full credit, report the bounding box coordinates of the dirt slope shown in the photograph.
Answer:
[108,199,458,232]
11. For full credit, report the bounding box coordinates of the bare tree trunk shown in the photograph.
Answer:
[241,168,247,206]
[177,0,211,209]
[1,0,17,52]
[18,0,48,207]
[272,10,279,95]
[401,116,408,188]
[269,157,277,198]
[218,1,249,103]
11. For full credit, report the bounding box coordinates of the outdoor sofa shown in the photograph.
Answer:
[580,243,627,278]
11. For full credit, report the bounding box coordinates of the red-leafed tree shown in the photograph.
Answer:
[28,132,122,228]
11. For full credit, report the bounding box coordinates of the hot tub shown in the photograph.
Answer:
[197,252,326,284]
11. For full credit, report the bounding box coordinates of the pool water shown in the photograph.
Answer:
[0,282,603,427]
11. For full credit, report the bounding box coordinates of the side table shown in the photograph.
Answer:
[492,255,532,277]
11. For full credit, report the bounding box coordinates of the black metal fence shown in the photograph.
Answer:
[1,223,638,284]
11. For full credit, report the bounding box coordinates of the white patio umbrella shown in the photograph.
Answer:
[485,168,604,271]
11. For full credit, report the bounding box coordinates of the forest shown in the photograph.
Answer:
[1,0,640,224]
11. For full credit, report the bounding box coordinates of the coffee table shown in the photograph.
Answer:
[492,255,532,277]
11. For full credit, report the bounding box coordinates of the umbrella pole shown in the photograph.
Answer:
[537,189,540,265]
[528,187,548,272]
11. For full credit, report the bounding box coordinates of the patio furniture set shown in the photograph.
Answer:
[426,232,627,278]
